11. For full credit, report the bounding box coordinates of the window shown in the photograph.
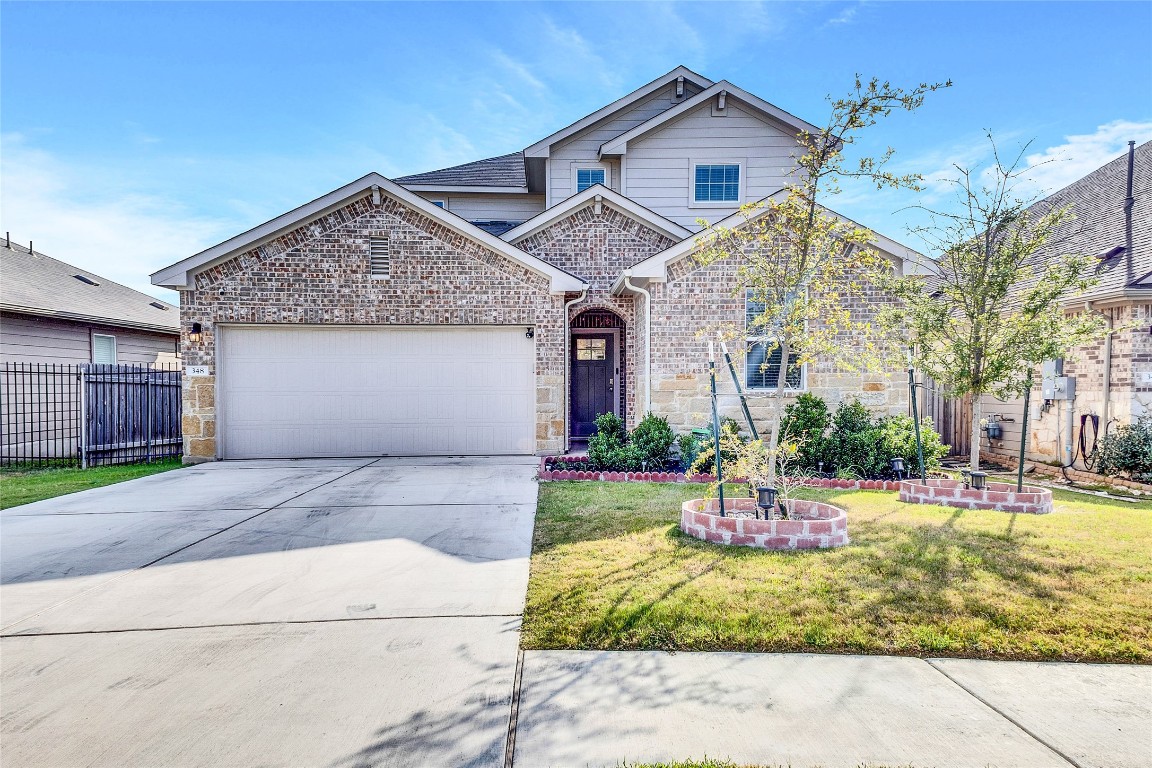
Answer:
[369,235,389,279]
[575,338,607,360]
[430,200,445,208]
[576,168,606,193]
[745,291,802,390]
[92,334,117,364]
[694,164,740,203]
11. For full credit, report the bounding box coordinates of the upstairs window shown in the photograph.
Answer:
[694,164,740,203]
[745,291,803,390]
[576,168,606,192]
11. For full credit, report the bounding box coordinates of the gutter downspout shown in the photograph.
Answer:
[562,289,587,452]
[623,270,652,415]
[1087,300,1115,440]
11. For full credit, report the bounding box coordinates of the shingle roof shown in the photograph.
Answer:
[395,152,526,187]
[1023,139,1151,301]
[1,242,179,332]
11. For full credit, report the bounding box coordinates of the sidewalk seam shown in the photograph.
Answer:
[924,658,1086,768]
[504,649,525,768]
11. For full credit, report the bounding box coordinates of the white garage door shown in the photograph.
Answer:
[218,326,536,459]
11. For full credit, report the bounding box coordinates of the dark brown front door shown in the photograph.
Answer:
[571,334,614,438]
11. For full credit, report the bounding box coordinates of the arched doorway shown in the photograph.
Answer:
[570,309,626,440]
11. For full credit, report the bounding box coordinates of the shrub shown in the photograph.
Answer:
[676,433,702,472]
[1097,414,1152,480]
[631,413,676,470]
[781,393,831,470]
[825,399,886,478]
[688,419,746,477]
[587,412,628,471]
[878,413,949,475]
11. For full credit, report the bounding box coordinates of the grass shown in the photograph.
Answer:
[0,459,182,509]
[524,481,1152,662]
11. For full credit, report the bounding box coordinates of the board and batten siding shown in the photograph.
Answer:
[412,192,545,223]
[548,81,704,206]
[623,101,803,229]
[0,312,179,366]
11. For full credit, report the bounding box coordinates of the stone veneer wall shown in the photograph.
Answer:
[514,203,677,428]
[647,252,909,434]
[179,192,565,461]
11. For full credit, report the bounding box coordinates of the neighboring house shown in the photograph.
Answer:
[152,66,922,461]
[968,140,1151,467]
[1,241,180,366]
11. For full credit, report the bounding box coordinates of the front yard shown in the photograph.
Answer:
[0,460,181,509]
[524,481,1152,662]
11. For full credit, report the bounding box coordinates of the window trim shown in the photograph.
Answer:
[688,159,745,208]
[743,289,805,392]
[572,163,610,194]
[429,199,446,208]
[92,333,117,365]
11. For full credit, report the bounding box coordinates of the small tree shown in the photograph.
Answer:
[695,76,949,484]
[883,137,1107,470]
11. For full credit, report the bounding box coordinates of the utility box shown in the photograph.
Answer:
[1043,375,1077,401]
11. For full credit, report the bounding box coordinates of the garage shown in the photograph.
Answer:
[218,325,536,459]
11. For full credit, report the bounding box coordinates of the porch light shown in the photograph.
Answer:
[756,486,777,519]
[189,322,203,343]
[969,471,988,490]
[890,456,905,481]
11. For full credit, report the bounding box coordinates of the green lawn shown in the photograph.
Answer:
[525,481,1152,662]
[0,460,182,509]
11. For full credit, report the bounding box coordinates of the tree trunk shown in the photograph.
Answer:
[765,338,792,487]
[969,395,982,471]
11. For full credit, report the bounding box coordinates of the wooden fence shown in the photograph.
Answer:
[1,362,182,468]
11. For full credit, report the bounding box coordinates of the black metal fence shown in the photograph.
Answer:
[1,362,182,468]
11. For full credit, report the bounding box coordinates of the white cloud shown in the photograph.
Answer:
[0,134,238,303]
[824,4,858,26]
[1017,119,1152,197]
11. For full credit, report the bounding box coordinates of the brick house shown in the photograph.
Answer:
[152,67,922,461]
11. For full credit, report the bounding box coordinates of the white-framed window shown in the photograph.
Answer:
[430,200,446,208]
[574,165,608,193]
[693,163,742,204]
[744,290,803,390]
[92,334,117,364]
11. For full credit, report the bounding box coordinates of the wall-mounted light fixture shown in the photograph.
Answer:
[525,327,534,339]
[189,322,203,343]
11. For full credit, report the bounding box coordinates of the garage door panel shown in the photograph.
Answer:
[220,326,536,458]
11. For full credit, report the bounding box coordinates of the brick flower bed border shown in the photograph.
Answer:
[538,456,902,489]
[899,478,1053,514]
[680,497,849,550]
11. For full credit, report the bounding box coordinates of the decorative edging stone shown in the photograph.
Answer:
[680,498,849,550]
[538,457,902,489]
[898,478,1053,514]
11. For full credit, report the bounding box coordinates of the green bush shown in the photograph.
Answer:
[878,413,949,475]
[781,393,831,469]
[631,413,676,469]
[688,419,746,477]
[826,399,886,478]
[676,433,702,471]
[1097,414,1152,480]
[587,412,629,471]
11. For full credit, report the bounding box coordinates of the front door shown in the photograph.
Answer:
[571,334,615,438]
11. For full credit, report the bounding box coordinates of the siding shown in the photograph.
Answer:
[413,192,545,223]
[549,81,703,205]
[0,312,180,366]
[624,101,802,229]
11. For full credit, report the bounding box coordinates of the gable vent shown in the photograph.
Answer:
[73,274,99,286]
[369,236,390,279]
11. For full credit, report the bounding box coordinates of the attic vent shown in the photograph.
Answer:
[73,274,99,286]
[149,301,169,310]
[369,236,390,279]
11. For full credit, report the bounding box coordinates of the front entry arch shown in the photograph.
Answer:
[570,309,626,440]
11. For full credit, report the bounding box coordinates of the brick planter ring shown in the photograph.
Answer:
[898,479,1053,514]
[680,498,849,550]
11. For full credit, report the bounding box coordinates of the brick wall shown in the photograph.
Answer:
[514,203,677,428]
[179,192,565,460]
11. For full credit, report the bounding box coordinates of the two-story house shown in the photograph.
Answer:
[153,67,920,461]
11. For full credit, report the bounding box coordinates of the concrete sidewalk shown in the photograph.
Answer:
[511,651,1151,768]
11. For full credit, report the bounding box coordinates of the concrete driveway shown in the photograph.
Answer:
[1,456,538,767]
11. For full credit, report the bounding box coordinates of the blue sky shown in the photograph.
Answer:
[3,1,1150,300]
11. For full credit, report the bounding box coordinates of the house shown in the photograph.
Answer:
[966,140,1151,467]
[152,67,921,462]
[1,240,180,366]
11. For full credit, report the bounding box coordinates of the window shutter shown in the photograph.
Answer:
[369,236,390,279]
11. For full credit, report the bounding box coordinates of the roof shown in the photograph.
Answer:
[394,152,527,189]
[522,66,713,159]
[598,80,822,158]
[1020,139,1151,303]
[1,242,179,333]
[615,189,925,291]
[501,184,693,244]
[151,173,587,294]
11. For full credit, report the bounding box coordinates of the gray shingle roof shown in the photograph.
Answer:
[1,243,179,332]
[395,152,526,187]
